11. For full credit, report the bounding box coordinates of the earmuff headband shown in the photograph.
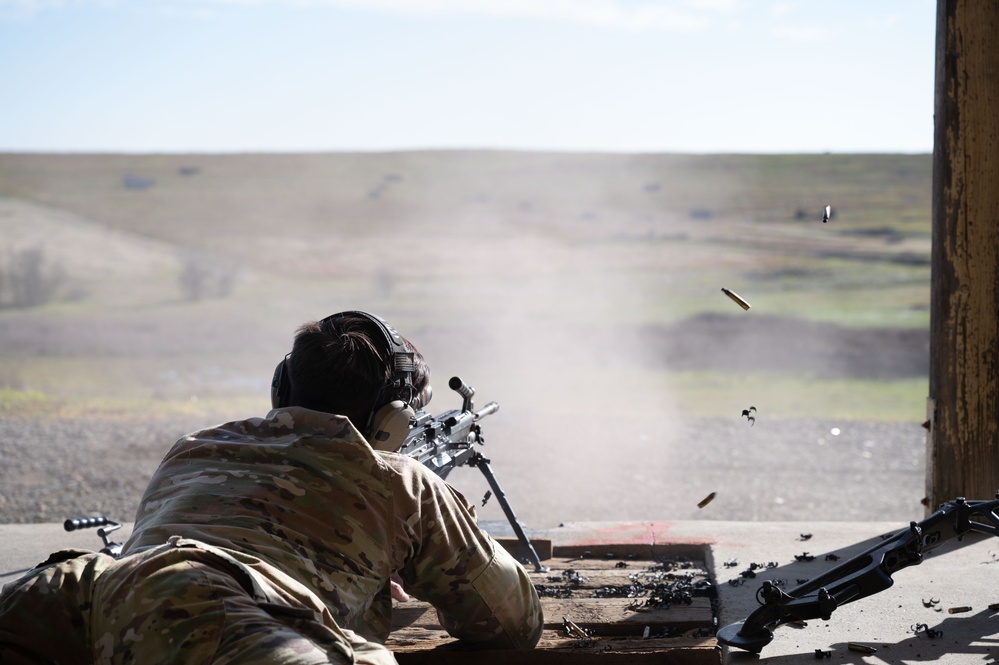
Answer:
[270,311,417,420]
[322,311,416,404]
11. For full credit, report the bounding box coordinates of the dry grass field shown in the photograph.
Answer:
[0,151,933,525]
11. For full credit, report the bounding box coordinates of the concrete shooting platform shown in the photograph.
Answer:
[2,520,998,663]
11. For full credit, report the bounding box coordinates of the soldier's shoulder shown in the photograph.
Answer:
[378,453,455,495]
[376,450,431,476]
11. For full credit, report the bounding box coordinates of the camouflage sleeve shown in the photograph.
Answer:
[395,466,543,649]
[0,549,116,665]
[435,539,544,649]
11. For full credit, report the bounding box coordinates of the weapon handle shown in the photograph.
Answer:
[449,376,474,399]
[449,376,479,412]
[64,516,113,532]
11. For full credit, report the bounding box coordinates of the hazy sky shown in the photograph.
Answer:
[1,0,937,154]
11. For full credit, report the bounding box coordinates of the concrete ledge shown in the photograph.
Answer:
[4,520,998,663]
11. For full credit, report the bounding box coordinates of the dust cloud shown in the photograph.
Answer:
[0,152,930,526]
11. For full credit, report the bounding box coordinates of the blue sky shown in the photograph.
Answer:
[0,0,937,154]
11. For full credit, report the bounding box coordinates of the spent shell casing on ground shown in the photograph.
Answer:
[563,617,588,638]
[847,643,877,654]
[947,606,972,614]
[721,287,751,311]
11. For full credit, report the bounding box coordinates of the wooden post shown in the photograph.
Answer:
[927,0,999,510]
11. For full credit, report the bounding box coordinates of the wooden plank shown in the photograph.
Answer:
[391,622,719,664]
[392,640,721,665]
[389,598,713,635]
[540,598,713,635]
[928,0,999,510]
[533,554,711,573]
[536,635,717,654]
[552,543,709,561]
[529,553,714,635]
[535,569,658,588]
[530,559,711,587]
[387,548,719,663]
[495,536,554,562]
[536,557,684,570]
[390,602,438,630]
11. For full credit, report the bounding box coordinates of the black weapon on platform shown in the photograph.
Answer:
[64,515,123,557]
[400,376,548,573]
[717,493,999,653]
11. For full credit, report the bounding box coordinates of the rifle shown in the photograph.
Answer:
[717,492,999,653]
[399,376,548,573]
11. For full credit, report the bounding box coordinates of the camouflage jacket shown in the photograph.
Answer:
[122,407,543,648]
[0,549,116,665]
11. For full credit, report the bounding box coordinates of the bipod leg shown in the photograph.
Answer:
[470,452,548,573]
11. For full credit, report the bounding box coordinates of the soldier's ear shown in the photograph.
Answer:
[368,400,414,452]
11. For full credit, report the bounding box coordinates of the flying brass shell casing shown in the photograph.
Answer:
[697,492,717,509]
[721,287,751,311]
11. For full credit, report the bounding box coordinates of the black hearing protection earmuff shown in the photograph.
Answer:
[270,353,292,409]
[269,311,422,451]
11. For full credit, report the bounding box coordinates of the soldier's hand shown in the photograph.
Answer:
[390,572,410,602]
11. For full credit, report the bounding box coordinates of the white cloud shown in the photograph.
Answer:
[683,0,738,11]
[771,22,830,43]
[0,0,120,19]
[158,3,215,18]
[2,0,740,31]
[294,0,721,32]
[859,11,903,31]
[769,2,796,17]
[0,0,65,19]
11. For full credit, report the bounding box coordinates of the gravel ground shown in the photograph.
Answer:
[0,413,926,528]
[0,415,217,525]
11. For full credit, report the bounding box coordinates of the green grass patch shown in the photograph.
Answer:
[669,254,931,328]
[669,370,927,422]
[0,388,51,414]
[0,389,264,420]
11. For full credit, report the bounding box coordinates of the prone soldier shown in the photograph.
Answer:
[0,310,543,664]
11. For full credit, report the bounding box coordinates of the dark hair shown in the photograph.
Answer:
[285,313,429,426]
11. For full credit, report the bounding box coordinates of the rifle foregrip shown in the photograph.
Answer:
[64,516,111,532]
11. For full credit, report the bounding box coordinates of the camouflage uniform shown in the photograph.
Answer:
[0,407,541,664]
[0,548,116,665]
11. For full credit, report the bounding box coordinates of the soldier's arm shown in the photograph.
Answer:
[397,469,543,649]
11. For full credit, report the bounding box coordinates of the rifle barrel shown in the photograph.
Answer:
[475,401,499,419]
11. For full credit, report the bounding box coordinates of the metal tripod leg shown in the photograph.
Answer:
[471,452,548,573]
